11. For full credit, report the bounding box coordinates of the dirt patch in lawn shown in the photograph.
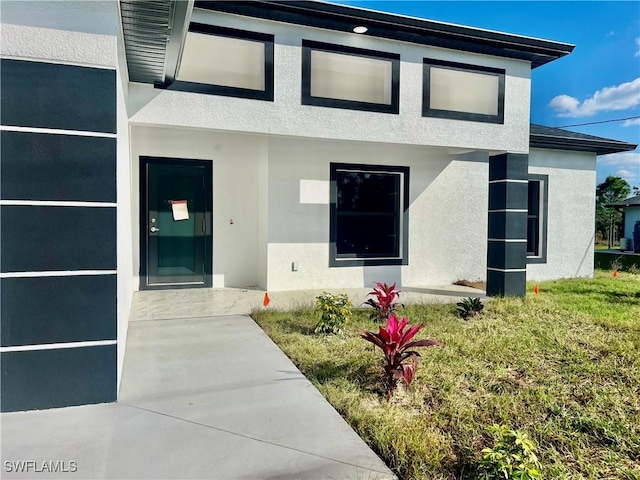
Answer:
[454,279,486,290]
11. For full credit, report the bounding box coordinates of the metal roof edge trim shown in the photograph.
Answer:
[194,0,574,68]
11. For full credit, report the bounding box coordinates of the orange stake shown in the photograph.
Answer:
[533,284,540,295]
[263,292,271,307]
[612,269,618,278]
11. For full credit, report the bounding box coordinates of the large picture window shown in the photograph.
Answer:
[166,24,274,101]
[423,58,505,123]
[527,175,548,263]
[330,163,409,266]
[302,41,400,114]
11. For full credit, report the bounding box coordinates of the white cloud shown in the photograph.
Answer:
[599,152,640,184]
[598,151,640,168]
[615,169,636,183]
[636,37,640,57]
[549,78,640,117]
[623,118,640,127]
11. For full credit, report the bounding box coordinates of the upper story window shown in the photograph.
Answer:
[168,23,274,101]
[423,59,505,123]
[302,40,400,114]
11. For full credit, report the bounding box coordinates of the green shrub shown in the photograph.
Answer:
[456,296,484,320]
[479,424,542,480]
[314,292,352,334]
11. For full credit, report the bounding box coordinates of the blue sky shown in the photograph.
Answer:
[334,1,640,193]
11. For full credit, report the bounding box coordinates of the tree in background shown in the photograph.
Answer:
[596,176,631,248]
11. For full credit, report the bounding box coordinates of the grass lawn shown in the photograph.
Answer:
[252,271,640,479]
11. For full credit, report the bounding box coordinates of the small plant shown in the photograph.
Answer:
[610,256,623,271]
[478,424,542,480]
[456,296,484,320]
[364,282,404,322]
[361,314,441,399]
[314,292,352,334]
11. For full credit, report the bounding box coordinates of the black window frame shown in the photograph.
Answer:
[422,58,505,124]
[330,163,409,267]
[527,174,548,263]
[160,23,274,101]
[302,40,400,114]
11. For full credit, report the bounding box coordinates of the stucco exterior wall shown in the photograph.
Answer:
[129,128,490,291]
[265,137,489,290]
[528,148,597,281]
[127,8,531,154]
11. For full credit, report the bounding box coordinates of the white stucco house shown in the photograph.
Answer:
[0,0,636,412]
[614,195,640,252]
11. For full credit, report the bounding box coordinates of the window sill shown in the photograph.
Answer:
[330,257,407,267]
[526,256,547,264]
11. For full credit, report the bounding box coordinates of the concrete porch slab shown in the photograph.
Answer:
[130,284,486,321]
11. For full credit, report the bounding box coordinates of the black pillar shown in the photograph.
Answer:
[487,153,528,297]
[1,59,117,412]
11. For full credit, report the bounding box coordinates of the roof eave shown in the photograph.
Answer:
[194,0,574,68]
[530,134,638,156]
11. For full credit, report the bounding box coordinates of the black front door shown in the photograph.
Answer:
[140,157,212,289]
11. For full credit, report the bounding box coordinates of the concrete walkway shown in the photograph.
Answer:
[1,314,395,479]
[2,285,484,479]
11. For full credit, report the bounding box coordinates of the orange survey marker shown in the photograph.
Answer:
[533,284,540,295]
[263,292,271,307]
[612,269,618,278]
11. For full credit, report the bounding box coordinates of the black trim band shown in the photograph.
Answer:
[1,345,116,412]
[1,131,116,202]
[1,206,116,272]
[488,211,527,239]
[1,275,117,347]
[488,183,528,211]
[0,59,116,133]
[488,242,527,270]
[486,270,527,297]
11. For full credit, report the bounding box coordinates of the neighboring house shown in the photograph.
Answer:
[0,0,636,412]
[612,195,640,252]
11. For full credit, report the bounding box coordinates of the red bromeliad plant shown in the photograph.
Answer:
[364,282,404,322]
[361,314,442,399]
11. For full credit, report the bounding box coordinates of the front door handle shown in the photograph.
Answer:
[150,226,160,233]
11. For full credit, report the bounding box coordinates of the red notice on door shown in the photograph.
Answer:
[171,200,189,221]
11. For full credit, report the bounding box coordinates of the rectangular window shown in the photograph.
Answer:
[166,24,274,101]
[330,163,409,267]
[303,41,400,114]
[527,175,548,263]
[423,58,505,123]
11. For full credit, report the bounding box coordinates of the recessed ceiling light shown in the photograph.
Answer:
[353,26,368,34]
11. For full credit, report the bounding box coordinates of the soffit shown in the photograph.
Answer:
[119,0,192,84]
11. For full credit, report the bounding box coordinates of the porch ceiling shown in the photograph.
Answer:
[119,0,193,85]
